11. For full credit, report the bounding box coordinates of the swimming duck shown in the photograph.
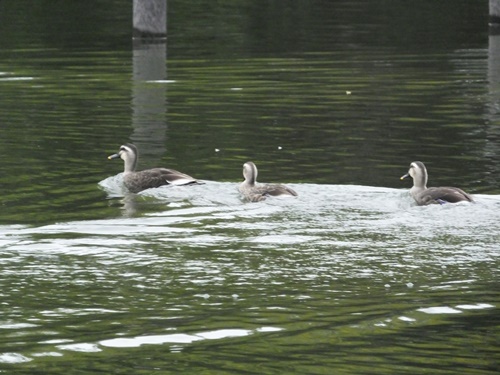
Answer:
[400,161,473,205]
[108,143,199,193]
[239,161,298,202]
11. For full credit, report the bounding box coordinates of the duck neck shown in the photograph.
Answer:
[123,156,137,173]
[411,174,427,194]
[248,164,258,185]
[418,174,427,190]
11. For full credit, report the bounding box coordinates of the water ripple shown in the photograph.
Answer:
[0,183,498,372]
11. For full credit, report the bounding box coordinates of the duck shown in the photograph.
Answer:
[238,161,298,202]
[400,161,473,205]
[108,143,199,193]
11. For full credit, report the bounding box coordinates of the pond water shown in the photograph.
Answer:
[0,1,498,374]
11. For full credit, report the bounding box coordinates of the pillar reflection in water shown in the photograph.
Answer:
[131,0,168,164]
[486,0,500,185]
[132,41,167,163]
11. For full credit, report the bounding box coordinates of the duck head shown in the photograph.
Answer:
[401,161,428,189]
[108,143,138,173]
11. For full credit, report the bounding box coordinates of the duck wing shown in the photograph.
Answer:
[156,168,199,186]
[260,184,298,198]
[124,168,199,193]
[239,183,297,202]
[245,184,298,202]
[419,187,473,205]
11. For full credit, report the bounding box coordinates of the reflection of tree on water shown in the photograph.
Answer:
[132,0,168,168]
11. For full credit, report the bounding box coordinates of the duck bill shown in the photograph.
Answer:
[108,153,120,160]
[400,173,409,180]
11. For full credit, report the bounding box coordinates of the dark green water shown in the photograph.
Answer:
[0,1,498,374]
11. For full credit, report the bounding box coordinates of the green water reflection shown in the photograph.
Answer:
[0,48,493,224]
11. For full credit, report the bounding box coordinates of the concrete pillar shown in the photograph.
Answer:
[490,0,500,25]
[489,0,500,103]
[133,0,167,39]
